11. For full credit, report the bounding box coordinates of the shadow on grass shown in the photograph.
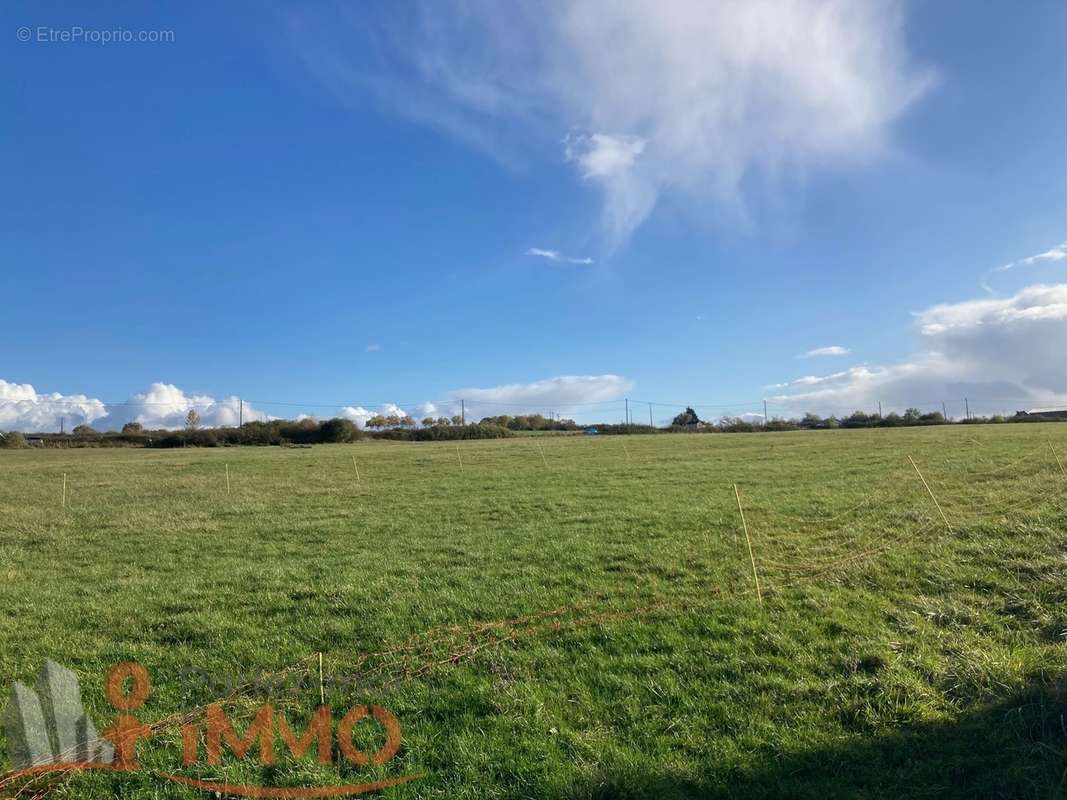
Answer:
[573,677,1067,800]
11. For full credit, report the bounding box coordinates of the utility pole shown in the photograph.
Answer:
[763,399,768,426]
[964,397,970,421]
[625,398,629,425]
[239,398,243,427]
[60,417,64,435]
[649,403,654,429]
[461,399,465,425]
[878,401,882,418]
[942,401,948,421]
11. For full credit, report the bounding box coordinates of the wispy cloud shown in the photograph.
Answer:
[525,247,594,265]
[446,374,631,418]
[366,343,383,352]
[291,1,934,247]
[982,241,1067,294]
[800,345,851,358]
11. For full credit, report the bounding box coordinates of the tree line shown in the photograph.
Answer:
[668,405,1057,432]
[1,414,515,448]
[3,404,1063,449]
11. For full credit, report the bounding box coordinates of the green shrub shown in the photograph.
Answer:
[591,424,656,436]
[671,407,701,426]
[318,418,359,443]
[719,417,757,433]
[0,431,29,448]
[377,423,512,441]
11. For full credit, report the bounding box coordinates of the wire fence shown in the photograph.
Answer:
[2,436,1066,798]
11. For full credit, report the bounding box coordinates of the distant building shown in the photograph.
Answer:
[1017,407,1067,420]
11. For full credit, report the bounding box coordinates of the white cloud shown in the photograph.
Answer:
[771,283,1067,416]
[0,379,108,432]
[525,247,594,265]
[338,402,411,428]
[414,402,438,418]
[338,406,373,426]
[343,378,631,425]
[801,345,851,358]
[0,374,634,433]
[0,380,270,432]
[293,0,933,245]
[337,403,399,427]
[444,374,632,418]
[366,343,383,352]
[565,133,646,179]
[103,383,269,430]
[380,402,407,418]
[982,240,1067,294]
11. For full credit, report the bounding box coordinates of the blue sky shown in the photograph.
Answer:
[3,1,1067,430]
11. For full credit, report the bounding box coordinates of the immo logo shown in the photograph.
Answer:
[4,660,424,797]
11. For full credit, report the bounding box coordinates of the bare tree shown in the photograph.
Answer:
[185,409,201,430]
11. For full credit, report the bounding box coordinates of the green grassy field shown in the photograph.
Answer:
[1,425,1066,798]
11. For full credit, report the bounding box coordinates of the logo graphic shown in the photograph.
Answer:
[4,660,114,769]
[4,661,424,797]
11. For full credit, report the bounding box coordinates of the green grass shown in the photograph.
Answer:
[1,425,1066,798]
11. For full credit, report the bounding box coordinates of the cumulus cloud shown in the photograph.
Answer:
[801,345,851,358]
[414,402,438,418]
[0,379,107,432]
[525,247,594,265]
[102,383,269,430]
[771,283,1067,416]
[982,241,1067,294]
[341,403,424,428]
[339,406,379,427]
[0,380,270,432]
[292,0,933,245]
[0,374,636,432]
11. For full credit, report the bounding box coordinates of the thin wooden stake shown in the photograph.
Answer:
[733,484,762,607]
[225,463,231,495]
[62,473,67,509]
[351,455,361,483]
[537,442,549,468]
[622,441,631,460]
[908,455,952,532]
[1050,440,1067,478]
[456,446,463,470]
[318,652,325,705]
